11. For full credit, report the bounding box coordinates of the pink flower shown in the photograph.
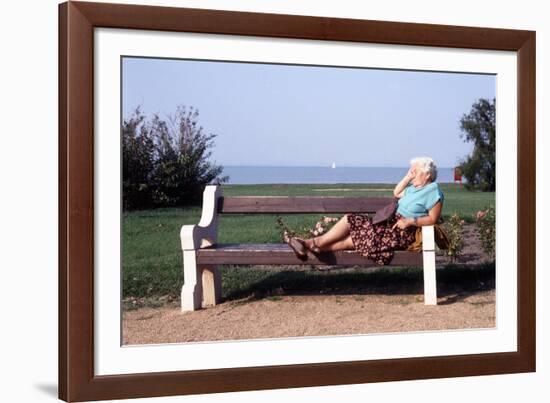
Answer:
[476,211,487,220]
[460,220,465,225]
[313,230,319,236]
[318,227,324,234]
[323,217,337,223]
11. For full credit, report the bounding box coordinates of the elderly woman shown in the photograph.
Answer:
[290,157,444,265]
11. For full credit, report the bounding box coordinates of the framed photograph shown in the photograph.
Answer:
[59,1,535,401]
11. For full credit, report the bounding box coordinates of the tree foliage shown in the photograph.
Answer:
[459,98,496,191]
[122,105,229,210]
[122,107,156,210]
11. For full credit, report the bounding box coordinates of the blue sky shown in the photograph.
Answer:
[122,57,495,168]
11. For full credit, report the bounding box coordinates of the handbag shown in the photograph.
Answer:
[372,197,398,225]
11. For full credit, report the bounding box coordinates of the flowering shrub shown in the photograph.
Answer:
[445,213,465,263]
[476,206,496,259]
[276,215,339,243]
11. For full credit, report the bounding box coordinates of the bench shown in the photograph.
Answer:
[180,185,438,311]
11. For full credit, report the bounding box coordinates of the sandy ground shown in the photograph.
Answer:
[123,224,495,345]
[123,290,494,344]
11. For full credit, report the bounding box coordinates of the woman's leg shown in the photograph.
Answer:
[319,234,355,251]
[302,214,352,251]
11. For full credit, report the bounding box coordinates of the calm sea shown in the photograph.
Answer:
[221,166,456,184]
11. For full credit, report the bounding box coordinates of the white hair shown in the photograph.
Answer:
[410,157,438,181]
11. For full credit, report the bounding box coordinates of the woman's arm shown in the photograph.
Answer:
[414,201,442,226]
[393,168,415,198]
[392,201,442,229]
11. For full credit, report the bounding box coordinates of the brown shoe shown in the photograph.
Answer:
[288,237,308,259]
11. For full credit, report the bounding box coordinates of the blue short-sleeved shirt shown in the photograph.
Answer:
[396,182,444,218]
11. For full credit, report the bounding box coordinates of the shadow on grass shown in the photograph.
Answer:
[221,261,495,304]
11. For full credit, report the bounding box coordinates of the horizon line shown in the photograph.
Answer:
[221,164,457,169]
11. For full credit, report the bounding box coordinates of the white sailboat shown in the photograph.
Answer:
[331,162,336,169]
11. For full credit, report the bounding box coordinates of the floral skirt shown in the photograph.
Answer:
[346,212,416,266]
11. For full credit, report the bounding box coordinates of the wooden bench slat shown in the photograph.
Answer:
[218,196,393,213]
[196,243,422,266]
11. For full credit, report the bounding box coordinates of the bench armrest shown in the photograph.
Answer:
[180,185,222,250]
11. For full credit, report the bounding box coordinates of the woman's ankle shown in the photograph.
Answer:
[312,237,319,247]
[311,237,322,250]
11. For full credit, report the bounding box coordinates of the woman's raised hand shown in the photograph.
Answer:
[405,166,416,181]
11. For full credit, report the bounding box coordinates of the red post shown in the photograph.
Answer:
[454,167,462,188]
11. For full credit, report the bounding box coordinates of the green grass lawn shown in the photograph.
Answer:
[122,183,495,299]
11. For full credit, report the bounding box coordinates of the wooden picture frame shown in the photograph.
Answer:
[59,1,536,401]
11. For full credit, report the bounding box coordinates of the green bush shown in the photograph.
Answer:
[122,107,156,210]
[445,213,465,263]
[122,105,229,210]
[475,206,495,259]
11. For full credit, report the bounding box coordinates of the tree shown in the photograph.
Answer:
[122,107,156,210]
[459,98,496,191]
[149,105,229,207]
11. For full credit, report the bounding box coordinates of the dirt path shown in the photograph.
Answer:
[123,224,495,345]
[123,290,494,344]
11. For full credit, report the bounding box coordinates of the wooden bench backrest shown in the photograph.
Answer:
[218,196,392,214]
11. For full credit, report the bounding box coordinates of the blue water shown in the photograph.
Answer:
[221,166,456,184]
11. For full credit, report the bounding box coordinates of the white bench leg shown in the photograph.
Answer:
[422,225,437,305]
[422,249,437,305]
[181,252,222,311]
[180,185,222,312]
[201,265,222,307]
[181,250,202,311]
